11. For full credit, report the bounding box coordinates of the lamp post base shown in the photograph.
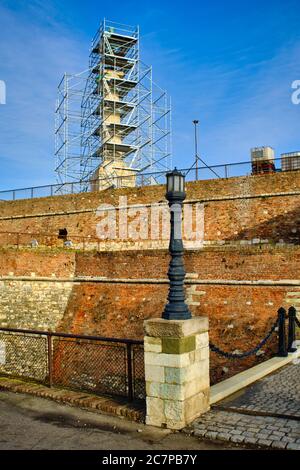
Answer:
[163,304,192,321]
[144,316,210,429]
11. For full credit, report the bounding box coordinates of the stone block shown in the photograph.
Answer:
[165,418,186,430]
[195,347,209,361]
[144,364,164,383]
[146,396,165,422]
[164,366,187,384]
[144,351,191,368]
[144,336,162,345]
[164,399,185,422]
[164,392,209,422]
[144,317,210,430]
[162,335,195,354]
[195,332,209,349]
[144,336,162,353]
[144,317,208,338]
[189,350,196,363]
[164,362,209,386]
[147,382,184,400]
[146,415,166,427]
[184,378,210,399]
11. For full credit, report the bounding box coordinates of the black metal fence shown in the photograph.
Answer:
[0,157,298,202]
[0,327,145,401]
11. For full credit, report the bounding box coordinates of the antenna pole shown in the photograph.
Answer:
[193,120,199,180]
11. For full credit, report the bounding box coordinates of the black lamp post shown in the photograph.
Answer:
[162,168,192,320]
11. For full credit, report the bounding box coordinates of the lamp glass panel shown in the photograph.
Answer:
[167,175,173,192]
[174,175,180,191]
[180,176,184,192]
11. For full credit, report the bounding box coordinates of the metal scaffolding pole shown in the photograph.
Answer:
[54,19,172,191]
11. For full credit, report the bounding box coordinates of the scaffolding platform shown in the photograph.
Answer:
[92,123,137,136]
[55,19,171,188]
[92,55,136,71]
[92,33,138,53]
[94,142,137,155]
[93,100,135,116]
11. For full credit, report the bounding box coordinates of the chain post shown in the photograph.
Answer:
[287,306,297,353]
[277,307,288,357]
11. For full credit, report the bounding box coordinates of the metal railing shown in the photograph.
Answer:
[1,157,298,202]
[0,327,145,401]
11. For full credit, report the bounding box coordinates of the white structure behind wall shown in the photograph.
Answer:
[281,152,300,171]
[55,20,172,191]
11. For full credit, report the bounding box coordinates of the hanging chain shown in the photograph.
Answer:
[209,320,278,359]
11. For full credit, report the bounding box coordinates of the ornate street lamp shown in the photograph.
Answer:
[162,168,192,320]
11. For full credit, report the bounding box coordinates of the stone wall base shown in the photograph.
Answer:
[144,317,210,429]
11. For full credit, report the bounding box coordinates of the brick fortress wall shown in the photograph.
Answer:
[0,170,300,383]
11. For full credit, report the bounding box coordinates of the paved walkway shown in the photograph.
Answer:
[0,390,232,450]
[192,362,300,450]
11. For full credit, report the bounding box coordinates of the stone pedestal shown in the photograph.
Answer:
[144,317,210,430]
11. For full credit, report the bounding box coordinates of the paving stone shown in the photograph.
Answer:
[271,441,287,449]
[230,435,245,443]
[256,432,271,439]
[248,427,260,433]
[215,363,300,419]
[281,436,296,443]
[217,433,232,441]
[289,421,300,428]
[205,431,218,440]
[191,363,300,449]
[257,439,272,447]
[290,432,300,438]
[287,442,300,450]
[244,437,258,445]
[272,431,285,438]
[195,424,206,430]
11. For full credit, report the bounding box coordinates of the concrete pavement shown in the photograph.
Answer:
[0,390,232,450]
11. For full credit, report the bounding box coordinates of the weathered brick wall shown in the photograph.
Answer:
[0,246,299,383]
[0,249,75,277]
[0,170,300,383]
[73,245,300,280]
[0,170,300,249]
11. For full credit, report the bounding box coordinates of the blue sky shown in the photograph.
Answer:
[0,0,299,189]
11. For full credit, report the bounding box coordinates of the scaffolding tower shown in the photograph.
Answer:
[55,19,172,190]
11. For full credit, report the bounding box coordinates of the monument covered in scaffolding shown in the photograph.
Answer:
[55,20,172,190]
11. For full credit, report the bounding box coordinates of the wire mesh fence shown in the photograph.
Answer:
[0,327,145,401]
[0,331,48,382]
[132,344,146,400]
